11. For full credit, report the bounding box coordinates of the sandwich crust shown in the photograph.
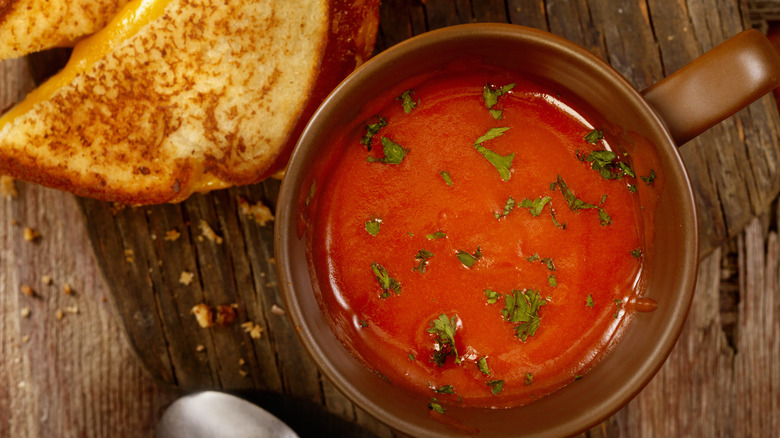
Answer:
[0,0,379,204]
[0,0,132,59]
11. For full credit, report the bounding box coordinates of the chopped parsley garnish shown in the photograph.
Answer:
[630,248,642,259]
[440,170,453,187]
[586,294,594,308]
[526,253,540,262]
[371,262,400,298]
[428,313,461,366]
[433,385,455,394]
[408,353,416,361]
[584,129,604,143]
[477,357,490,376]
[359,319,369,327]
[502,289,546,341]
[550,207,566,229]
[519,196,552,217]
[640,169,657,185]
[367,137,409,165]
[474,127,515,181]
[360,115,387,150]
[426,231,447,240]
[483,83,516,120]
[540,257,556,271]
[397,89,418,114]
[486,379,504,394]
[456,246,482,268]
[547,275,557,288]
[524,372,534,386]
[484,288,500,304]
[614,299,623,319]
[628,184,638,193]
[555,175,612,226]
[428,398,445,413]
[414,249,434,273]
[365,218,381,236]
[495,197,516,219]
[305,180,316,207]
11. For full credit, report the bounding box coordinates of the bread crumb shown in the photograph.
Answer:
[271,304,286,316]
[55,309,64,320]
[21,334,30,343]
[65,306,78,314]
[238,358,246,366]
[124,249,134,263]
[191,304,215,328]
[20,307,31,318]
[199,220,223,244]
[63,283,73,295]
[240,321,264,339]
[23,227,40,242]
[41,275,52,285]
[238,369,249,378]
[20,285,34,296]
[238,197,275,227]
[195,344,205,352]
[164,229,181,241]
[0,175,18,198]
[215,304,237,326]
[179,271,195,286]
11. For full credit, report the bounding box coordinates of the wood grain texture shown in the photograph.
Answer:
[2,0,780,437]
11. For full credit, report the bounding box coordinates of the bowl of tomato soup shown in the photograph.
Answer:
[275,24,780,436]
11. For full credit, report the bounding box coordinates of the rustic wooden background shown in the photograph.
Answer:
[2,0,780,436]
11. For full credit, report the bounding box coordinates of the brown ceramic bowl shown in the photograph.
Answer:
[275,24,780,437]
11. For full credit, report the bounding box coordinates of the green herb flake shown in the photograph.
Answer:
[600,194,607,205]
[359,319,369,327]
[526,253,540,262]
[477,357,490,376]
[396,89,418,114]
[360,116,388,150]
[440,170,453,187]
[408,353,416,361]
[618,161,636,178]
[426,231,447,240]
[414,249,434,273]
[428,399,445,414]
[556,175,611,226]
[365,218,381,236]
[574,375,583,381]
[630,248,642,259]
[547,275,557,288]
[550,207,566,229]
[540,257,556,271]
[495,197,516,219]
[428,313,461,366]
[474,127,515,181]
[483,83,516,120]
[487,379,504,395]
[371,262,401,298]
[305,180,316,207]
[456,246,482,268]
[524,372,534,386]
[586,294,594,308]
[640,169,657,185]
[484,289,500,304]
[628,184,638,193]
[614,299,623,319]
[433,385,455,394]
[501,289,546,341]
[584,129,604,143]
[367,137,409,165]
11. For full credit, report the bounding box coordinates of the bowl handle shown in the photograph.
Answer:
[641,29,780,146]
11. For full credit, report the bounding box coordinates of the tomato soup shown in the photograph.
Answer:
[303,64,659,409]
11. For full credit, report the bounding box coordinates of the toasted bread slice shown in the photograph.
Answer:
[0,0,379,204]
[0,0,132,59]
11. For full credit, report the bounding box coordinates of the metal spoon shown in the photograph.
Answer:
[156,391,299,438]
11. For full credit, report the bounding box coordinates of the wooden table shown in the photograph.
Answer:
[2,0,779,436]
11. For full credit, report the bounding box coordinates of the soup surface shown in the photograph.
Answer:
[305,64,659,409]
